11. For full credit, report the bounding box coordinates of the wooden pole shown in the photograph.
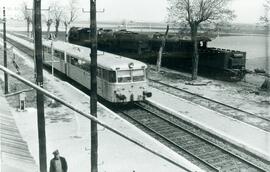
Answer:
[90,0,98,172]
[3,7,8,94]
[33,0,47,171]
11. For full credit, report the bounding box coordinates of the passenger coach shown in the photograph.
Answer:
[41,39,152,103]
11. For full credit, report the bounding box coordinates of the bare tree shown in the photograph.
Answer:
[167,0,235,80]
[42,13,53,39]
[46,19,54,38]
[50,2,63,38]
[63,0,78,42]
[21,2,32,37]
[260,0,270,24]
[260,0,270,90]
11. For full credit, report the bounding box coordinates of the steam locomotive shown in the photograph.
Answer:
[68,27,246,80]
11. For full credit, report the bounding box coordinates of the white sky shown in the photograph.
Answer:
[0,0,267,24]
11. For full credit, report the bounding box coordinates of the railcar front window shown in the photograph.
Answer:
[117,70,131,83]
[132,69,145,82]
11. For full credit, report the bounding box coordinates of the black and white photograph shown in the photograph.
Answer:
[0,0,269,171]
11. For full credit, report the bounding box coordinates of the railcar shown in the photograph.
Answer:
[7,33,152,103]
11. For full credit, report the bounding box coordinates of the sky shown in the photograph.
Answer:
[0,0,267,24]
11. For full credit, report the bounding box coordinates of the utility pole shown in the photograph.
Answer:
[33,0,47,172]
[90,0,98,172]
[3,7,8,94]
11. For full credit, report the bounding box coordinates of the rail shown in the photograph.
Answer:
[0,65,194,172]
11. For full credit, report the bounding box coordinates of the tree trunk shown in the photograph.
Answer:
[156,25,169,72]
[190,23,199,80]
[47,24,51,39]
[27,19,30,37]
[65,24,68,42]
[262,24,269,91]
[261,78,270,91]
[55,20,59,38]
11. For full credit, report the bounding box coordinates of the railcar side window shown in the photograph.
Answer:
[70,56,79,65]
[66,55,71,63]
[54,50,64,60]
[59,52,64,60]
[47,47,51,53]
[109,71,116,82]
[69,56,90,71]
[43,46,50,53]
[100,69,116,82]
[79,61,91,71]
[102,69,108,80]
[97,67,102,77]
[54,50,59,57]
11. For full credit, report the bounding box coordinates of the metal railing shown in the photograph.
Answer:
[0,65,195,172]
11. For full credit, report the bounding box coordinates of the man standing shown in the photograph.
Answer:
[49,150,68,172]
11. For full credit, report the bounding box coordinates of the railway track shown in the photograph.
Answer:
[148,79,270,132]
[115,102,268,172]
[2,34,33,57]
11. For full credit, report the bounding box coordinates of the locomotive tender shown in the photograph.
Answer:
[7,34,152,103]
[68,27,247,80]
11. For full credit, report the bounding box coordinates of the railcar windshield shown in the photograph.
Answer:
[132,70,145,82]
[117,70,131,83]
[117,69,145,83]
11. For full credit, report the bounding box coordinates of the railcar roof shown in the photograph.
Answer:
[43,39,147,70]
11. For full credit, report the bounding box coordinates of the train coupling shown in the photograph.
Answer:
[143,91,152,98]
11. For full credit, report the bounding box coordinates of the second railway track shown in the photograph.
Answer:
[149,79,270,132]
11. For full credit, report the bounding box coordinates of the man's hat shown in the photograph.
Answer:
[52,149,59,155]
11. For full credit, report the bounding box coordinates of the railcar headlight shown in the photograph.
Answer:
[128,63,134,69]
